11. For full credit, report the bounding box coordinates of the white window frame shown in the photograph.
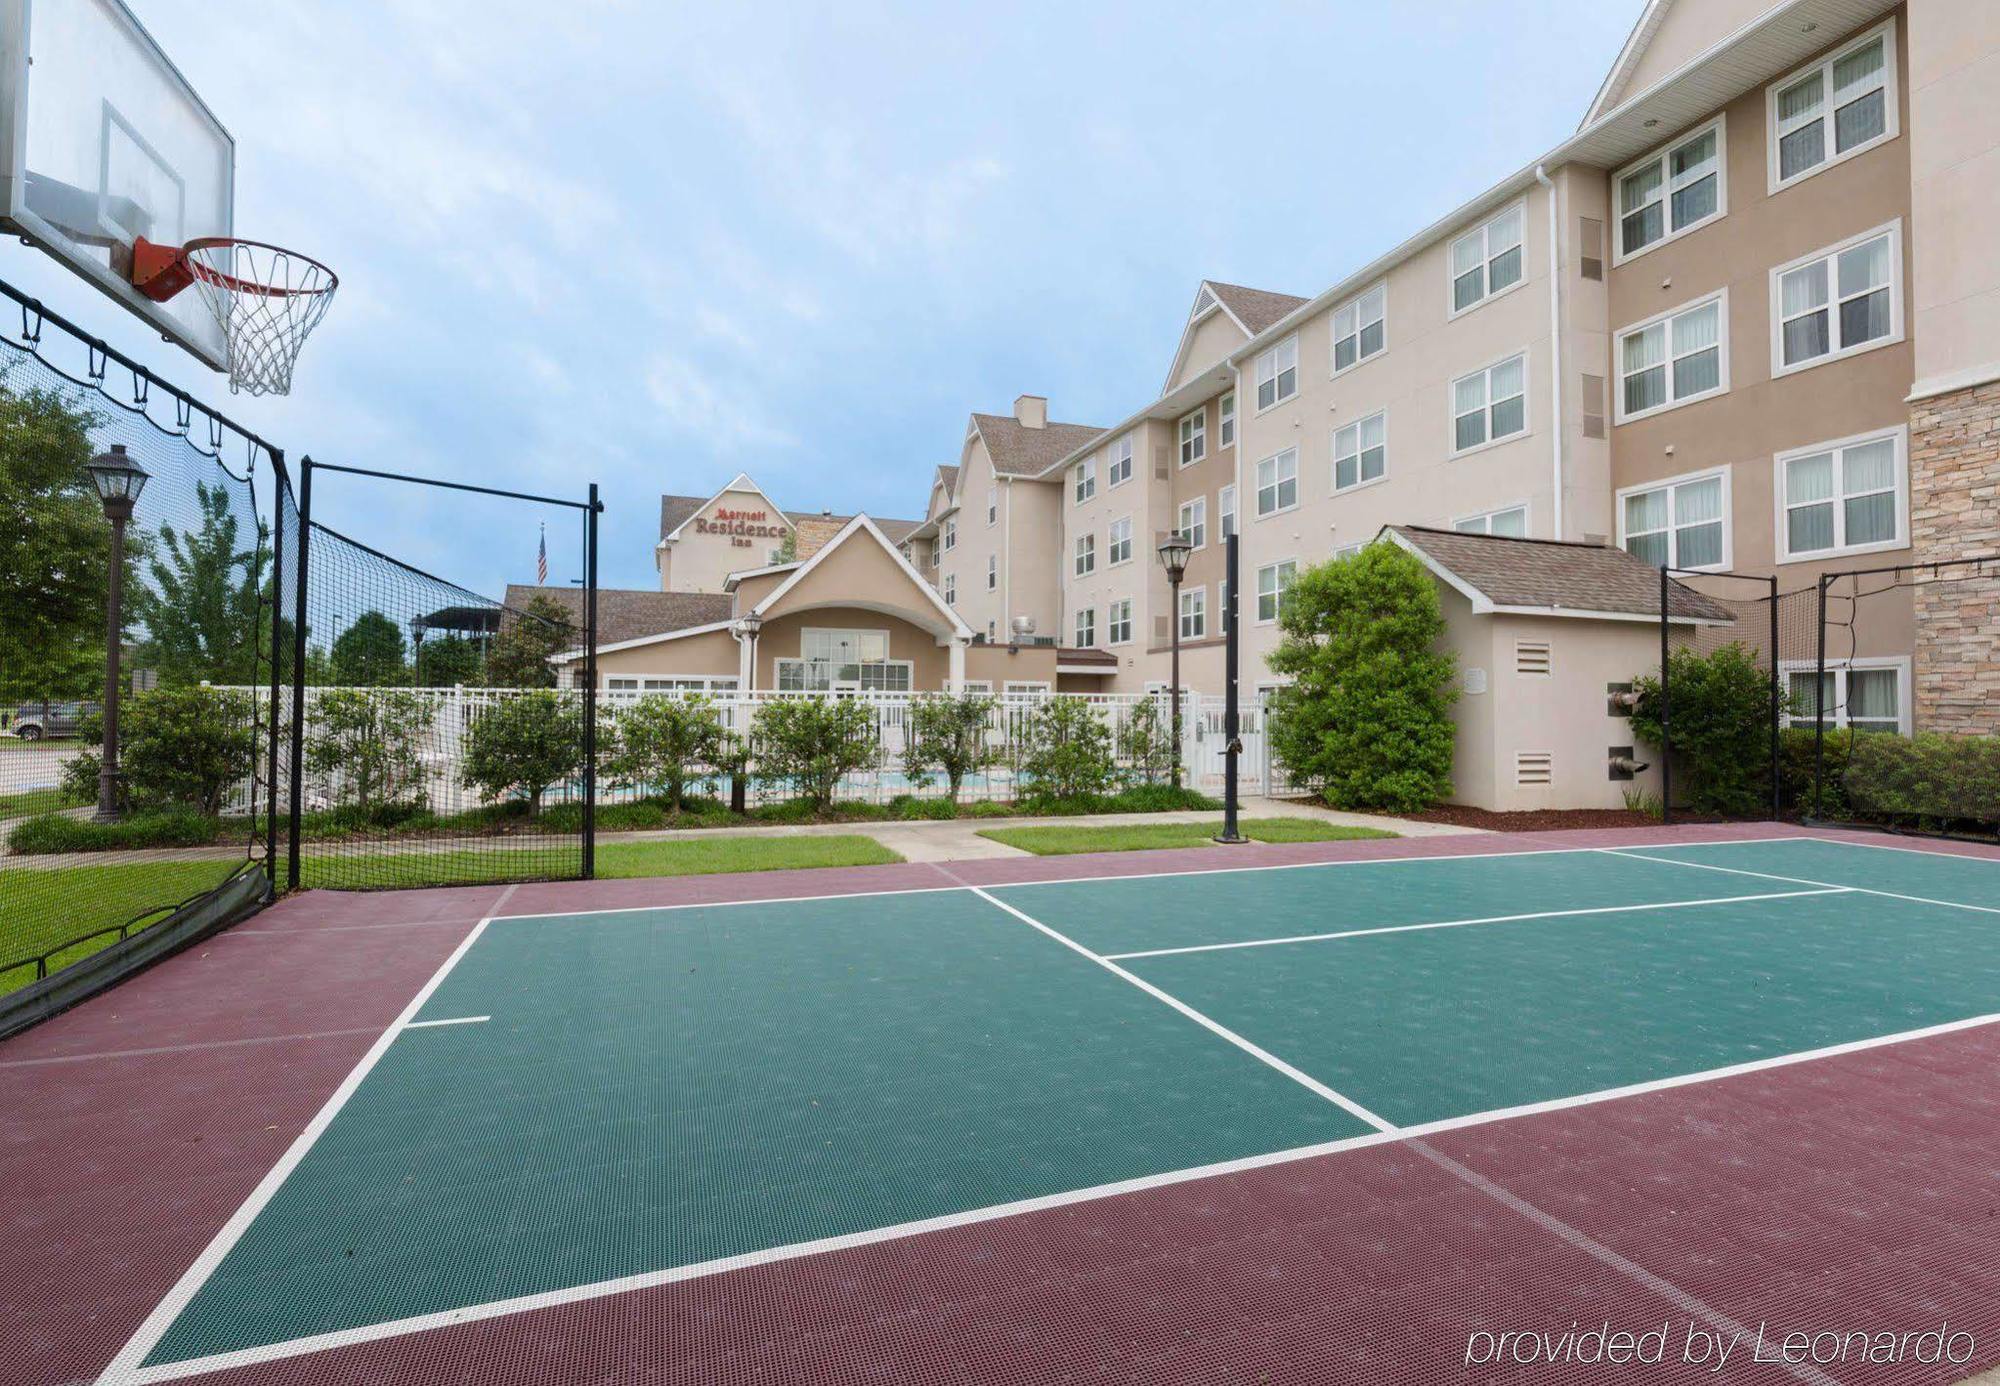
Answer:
[1332,409,1389,494]
[1218,392,1235,448]
[1614,465,1733,572]
[1613,289,1731,424]
[1778,656,1911,735]
[1176,496,1207,551]
[1766,18,1899,195]
[986,554,998,591]
[1452,503,1531,537]
[1003,680,1051,698]
[1772,424,1910,565]
[1253,335,1299,413]
[941,516,956,552]
[1449,351,1530,458]
[1074,456,1097,504]
[943,572,957,604]
[1074,606,1096,648]
[1254,448,1299,518]
[1107,434,1134,488]
[1612,115,1728,265]
[1178,407,1207,467]
[986,485,997,526]
[1107,514,1133,567]
[958,680,992,694]
[1255,559,1297,625]
[1332,541,1366,559]
[1073,532,1096,577]
[1769,220,1903,379]
[1107,598,1134,646]
[1218,484,1237,539]
[1178,584,1208,640]
[1447,200,1527,319]
[1330,282,1387,376]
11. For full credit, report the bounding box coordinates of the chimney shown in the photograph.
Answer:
[1013,394,1047,429]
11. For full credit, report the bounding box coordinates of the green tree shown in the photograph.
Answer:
[1266,543,1458,812]
[604,693,726,810]
[1630,643,1783,816]
[330,610,409,686]
[306,688,436,811]
[132,480,267,685]
[487,595,575,688]
[413,634,486,687]
[751,696,878,814]
[0,379,110,701]
[903,692,996,802]
[462,689,582,816]
[1016,696,1117,802]
[1115,697,1174,785]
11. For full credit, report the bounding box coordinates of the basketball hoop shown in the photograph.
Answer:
[131,237,338,397]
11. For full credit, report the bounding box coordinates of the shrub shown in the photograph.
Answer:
[604,694,726,810]
[751,696,879,815]
[1629,643,1781,816]
[890,794,960,821]
[1015,697,1117,802]
[1779,726,1850,817]
[306,688,435,811]
[1115,698,1175,785]
[903,693,996,801]
[1843,728,2000,829]
[462,690,583,816]
[1266,544,1457,812]
[9,805,221,853]
[109,685,257,816]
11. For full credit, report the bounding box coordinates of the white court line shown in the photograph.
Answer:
[1801,832,2000,865]
[112,1000,2000,1385]
[404,1015,490,1030]
[1601,848,2000,917]
[1104,887,1851,961]
[94,916,495,1386]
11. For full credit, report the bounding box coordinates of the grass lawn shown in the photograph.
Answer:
[0,858,249,992]
[0,786,84,820]
[978,817,1397,856]
[294,834,903,890]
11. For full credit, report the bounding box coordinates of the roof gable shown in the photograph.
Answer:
[1205,281,1309,335]
[1381,526,1738,624]
[659,472,791,544]
[752,514,972,639]
[969,412,1106,478]
[1585,0,1786,127]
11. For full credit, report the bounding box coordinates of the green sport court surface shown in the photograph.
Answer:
[107,834,2000,1381]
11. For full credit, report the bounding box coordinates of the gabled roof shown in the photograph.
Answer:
[1205,281,1309,335]
[658,471,789,545]
[1582,0,1672,128]
[750,513,973,640]
[1382,526,1739,624]
[658,487,918,546]
[502,585,734,647]
[935,464,960,497]
[969,413,1106,478]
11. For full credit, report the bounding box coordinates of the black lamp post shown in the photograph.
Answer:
[85,444,149,822]
[1157,534,1193,789]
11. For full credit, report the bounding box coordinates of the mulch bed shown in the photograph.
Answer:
[1391,804,1725,833]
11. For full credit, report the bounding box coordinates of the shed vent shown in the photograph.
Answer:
[1581,372,1606,438]
[1516,751,1554,785]
[1580,217,1604,280]
[1515,640,1552,676]
[1153,615,1170,642]
[1154,444,1171,480]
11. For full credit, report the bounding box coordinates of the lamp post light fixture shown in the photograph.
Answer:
[1156,533,1193,789]
[85,444,149,822]
[733,611,764,691]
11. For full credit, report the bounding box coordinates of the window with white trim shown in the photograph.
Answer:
[1218,484,1237,538]
[1449,204,1525,314]
[1107,434,1133,487]
[1333,411,1387,491]
[1073,532,1095,576]
[986,554,997,590]
[1616,118,1724,259]
[1179,586,1207,640]
[1255,449,1298,516]
[1333,541,1366,559]
[1619,470,1727,569]
[941,516,956,552]
[1255,560,1297,623]
[1178,408,1206,466]
[1218,393,1235,448]
[1452,353,1527,453]
[1003,680,1050,698]
[943,572,956,604]
[1107,515,1132,566]
[1253,336,1298,411]
[1455,505,1527,537]
[1176,496,1207,550]
[1332,284,1386,373]
[986,485,997,525]
[1778,429,1904,560]
[1774,225,1899,374]
[778,628,912,692]
[1617,294,1725,420]
[1074,457,1097,503]
[1074,607,1095,648]
[1783,660,1905,734]
[1770,23,1896,189]
[1107,598,1133,645]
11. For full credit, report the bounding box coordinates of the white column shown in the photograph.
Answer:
[947,637,967,692]
[736,632,755,690]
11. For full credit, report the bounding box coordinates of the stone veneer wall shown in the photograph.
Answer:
[1908,380,2000,735]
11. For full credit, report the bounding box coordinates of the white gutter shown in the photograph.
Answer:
[1536,163,1565,541]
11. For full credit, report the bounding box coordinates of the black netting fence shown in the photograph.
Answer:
[0,289,279,1003]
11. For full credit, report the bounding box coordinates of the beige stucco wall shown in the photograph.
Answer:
[591,627,739,680]
[963,643,1058,690]
[659,486,793,594]
[751,606,950,690]
[1615,0,1783,104]
[758,530,953,636]
[1167,308,1248,392]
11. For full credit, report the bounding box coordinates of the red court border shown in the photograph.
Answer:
[5,822,1999,1385]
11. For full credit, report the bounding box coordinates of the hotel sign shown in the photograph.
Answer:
[696,506,787,549]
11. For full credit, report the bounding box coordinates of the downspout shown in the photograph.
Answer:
[1536,162,1565,541]
[1002,477,1012,639]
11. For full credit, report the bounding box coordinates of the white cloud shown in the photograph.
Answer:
[642,354,795,450]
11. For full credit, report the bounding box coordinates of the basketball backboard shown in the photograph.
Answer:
[0,0,233,369]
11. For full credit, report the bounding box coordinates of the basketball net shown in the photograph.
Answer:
[179,240,338,397]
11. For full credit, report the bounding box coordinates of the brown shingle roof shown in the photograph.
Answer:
[1387,526,1739,623]
[1207,281,1309,334]
[935,464,960,497]
[502,584,734,647]
[658,492,919,545]
[970,413,1107,478]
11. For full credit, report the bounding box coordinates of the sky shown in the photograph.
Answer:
[4,0,1641,598]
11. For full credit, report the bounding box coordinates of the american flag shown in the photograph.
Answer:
[536,524,548,583]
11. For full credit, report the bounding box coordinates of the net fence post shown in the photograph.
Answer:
[265,449,287,890]
[286,457,313,890]
[1812,574,1829,821]
[1216,532,1244,843]
[1659,564,1671,827]
[581,483,600,880]
[1767,575,1780,821]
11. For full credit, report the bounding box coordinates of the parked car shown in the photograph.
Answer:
[7,701,95,741]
